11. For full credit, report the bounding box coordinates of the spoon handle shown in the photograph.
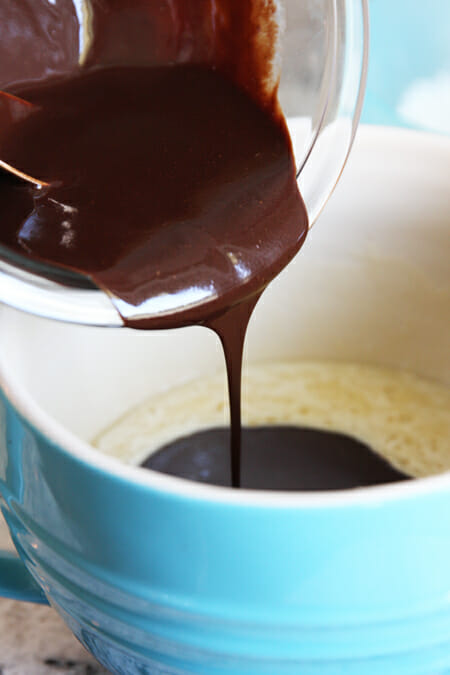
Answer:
[0,91,49,187]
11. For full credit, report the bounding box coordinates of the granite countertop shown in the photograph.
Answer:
[0,516,109,675]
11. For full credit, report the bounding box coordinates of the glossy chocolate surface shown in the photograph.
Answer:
[0,65,306,326]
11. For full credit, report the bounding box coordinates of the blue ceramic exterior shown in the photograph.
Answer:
[0,388,450,674]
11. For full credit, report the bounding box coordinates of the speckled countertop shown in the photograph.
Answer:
[0,516,109,675]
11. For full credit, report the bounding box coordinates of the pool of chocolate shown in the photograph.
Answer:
[143,425,410,490]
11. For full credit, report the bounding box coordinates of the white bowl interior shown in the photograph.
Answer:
[0,127,448,452]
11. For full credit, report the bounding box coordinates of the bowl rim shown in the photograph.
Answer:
[1,124,449,509]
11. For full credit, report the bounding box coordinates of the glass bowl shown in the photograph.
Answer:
[0,0,369,326]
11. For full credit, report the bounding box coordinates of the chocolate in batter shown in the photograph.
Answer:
[143,426,410,490]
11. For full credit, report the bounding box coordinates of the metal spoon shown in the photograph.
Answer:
[0,90,49,188]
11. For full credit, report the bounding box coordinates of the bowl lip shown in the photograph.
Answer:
[1,124,450,510]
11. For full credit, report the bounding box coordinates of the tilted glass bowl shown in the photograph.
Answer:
[0,0,368,326]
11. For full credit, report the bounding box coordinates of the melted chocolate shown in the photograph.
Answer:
[0,2,396,492]
[0,0,282,105]
[0,60,308,488]
[0,65,307,326]
[142,426,411,490]
[0,1,80,88]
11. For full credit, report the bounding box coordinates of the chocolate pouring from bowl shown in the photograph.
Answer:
[0,127,449,675]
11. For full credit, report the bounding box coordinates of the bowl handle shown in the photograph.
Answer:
[0,550,48,604]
